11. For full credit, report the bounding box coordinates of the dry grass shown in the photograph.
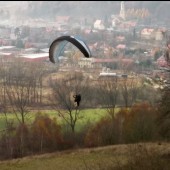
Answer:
[0,142,169,170]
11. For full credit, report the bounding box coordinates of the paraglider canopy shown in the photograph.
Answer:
[49,35,91,64]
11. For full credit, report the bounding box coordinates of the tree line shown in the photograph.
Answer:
[0,58,169,160]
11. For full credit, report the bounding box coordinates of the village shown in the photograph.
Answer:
[0,1,169,85]
[0,1,170,165]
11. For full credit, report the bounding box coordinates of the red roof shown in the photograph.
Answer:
[116,44,126,49]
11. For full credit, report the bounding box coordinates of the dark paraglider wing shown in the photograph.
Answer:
[49,35,91,63]
[50,40,68,63]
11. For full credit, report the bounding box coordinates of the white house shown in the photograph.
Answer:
[78,58,94,68]
[155,29,164,41]
[93,20,105,30]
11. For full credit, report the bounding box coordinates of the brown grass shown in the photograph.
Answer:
[0,142,169,170]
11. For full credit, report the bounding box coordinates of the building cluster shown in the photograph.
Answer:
[0,1,169,80]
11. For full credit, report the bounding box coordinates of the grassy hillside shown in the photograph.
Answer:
[0,142,169,170]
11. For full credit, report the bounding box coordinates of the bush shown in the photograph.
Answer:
[84,102,159,147]
[157,89,170,140]
[30,113,64,153]
[123,102,158,143]
[81,144,170,170]
[84,115,123,147]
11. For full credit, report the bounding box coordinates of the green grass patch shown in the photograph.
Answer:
[0,109,107,131]
[0,108,121,133]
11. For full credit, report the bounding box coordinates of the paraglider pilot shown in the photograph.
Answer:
[73,94,81,107]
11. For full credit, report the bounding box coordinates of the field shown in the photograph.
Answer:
[1,107,169,170]
[0,108,121,132]
[0,142,169,170]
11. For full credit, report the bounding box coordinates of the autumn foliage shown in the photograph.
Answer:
[30,113,64,153]
[123,102,158,143]
[0,113,64,160]
[84,102,158,147]
[0,102,163,160]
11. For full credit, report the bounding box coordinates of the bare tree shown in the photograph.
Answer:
[5,59,36,124]
[26,62,47,106]
[49,71,90,133]
[97,76,119,118]
[0,64,15,159]
[0,59,32,158]
[120,77,140,108]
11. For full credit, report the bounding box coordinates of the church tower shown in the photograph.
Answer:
[119,1,126,20]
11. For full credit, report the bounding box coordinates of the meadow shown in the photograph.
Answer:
[0,108,120,132]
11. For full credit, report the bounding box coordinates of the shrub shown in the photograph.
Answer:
[30,113,64,153]
[84,102,159,147]
[84,116,122,147]
[123,102,158,143]
[81,144,170,170]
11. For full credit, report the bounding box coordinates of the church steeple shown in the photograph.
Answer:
[120,1,126,20]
